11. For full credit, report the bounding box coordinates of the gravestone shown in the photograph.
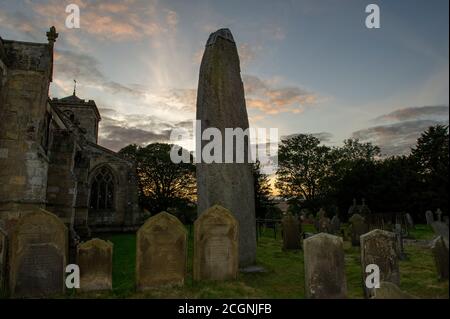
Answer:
[281,213,301,250]
[405,213,414,229]
[444,216,449,227]
[194,205,238,281]
[0,227,6,292]
[360,229,399,298]
[394,224,406,260]
[425,210,434,225]
[196,28,256,267]
[430,236,449,280]
[77,238,113,292]
[372,281,416,299]
[317,208,326,220]
[9,209,67,298]
[330,215,341,235]
[348,214,369,246]
[436,209,443,222]
[318,217,332,234]
[303,233,347,299]
[430,221,449,248]
[136,212,187,290]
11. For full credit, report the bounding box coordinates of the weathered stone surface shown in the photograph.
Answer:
[425,210,434,225]
[136,212,187,289]
[317,217,332,234]
[394,224,407,260]
[194,205,238,281]
[77,238,113,291]
[372,281,416,299]
[430,221,449,247]
[281,213,301,250]
[196,28,256,267]
[9,209,67,298]
[431,236,449,280]
[303,233,347,299]
[360,229,399,298]
[348,214,368,246]
[405,213,414,228]
[330,215,341,234]
[436,208,443,222]
[0,227,6,292]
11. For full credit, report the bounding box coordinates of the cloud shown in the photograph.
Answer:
[243,74,318,115]
[354,105,449,156]
[24,0,177,42]
[353,119,449,156]
[53,49,144,96]
[374,105,449,123]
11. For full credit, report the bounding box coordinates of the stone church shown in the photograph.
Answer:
[0,27,141,242]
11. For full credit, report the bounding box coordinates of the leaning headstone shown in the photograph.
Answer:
[194,205,238,281]
[0,227,6,292]
[430,221,449,248]
[349,214,369,246]
[136,212,187,290]
[303,233,347,299]
[360,229,399,298]
[9,209,67,298]
[77,238,113,292]
[372,281,416,299]
[436,209,443,222]
[281,213,301,250]
[196,28,256,267]
[430,236,449,280]
[425,210,434,225]
[330,215,341,235]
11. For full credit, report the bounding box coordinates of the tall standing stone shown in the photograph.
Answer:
[196,28,256,267]
[281,213,301,250]
[431,221,449,248]
[431,236,449,280]
[9,209,67,298]
[330,215,341,235]
[194,205,238,281]
[77,238,113,292]
[136,212,187,290]
[0,227,6,292]
[360,229,399,298]
[303,233,347,299]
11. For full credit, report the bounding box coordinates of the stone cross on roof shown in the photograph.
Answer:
[46,26,58,44]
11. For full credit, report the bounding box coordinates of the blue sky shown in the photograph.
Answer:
[0,0,448,155]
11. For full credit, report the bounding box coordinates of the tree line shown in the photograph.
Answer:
[119,125,449,223]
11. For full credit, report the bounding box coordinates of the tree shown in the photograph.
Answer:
[252,160,274,218]
[118,143,196,217]
[276,134,331,209]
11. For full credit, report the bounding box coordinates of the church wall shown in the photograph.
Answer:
[0,41,51,232]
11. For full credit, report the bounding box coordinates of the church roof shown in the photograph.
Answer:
[59,93,85,103]
[51,93,101,121]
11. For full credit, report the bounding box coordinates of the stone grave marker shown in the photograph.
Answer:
[431,221,449,248]
[394,224,406,260]
[194,205,238,281]
[431,236,449,280]
[425,210,434,225]
[9,209,67,298]
[303,233,347,299]
[330,215,341,235]
[349,214,369,246]
[136,212,187,290]
[281,213,301,250]
[77,238,113,292]
[360,229,399,298]
[436,209,443,222]
[318,217,332,234]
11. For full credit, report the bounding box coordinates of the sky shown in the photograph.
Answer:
[0,0,448,156]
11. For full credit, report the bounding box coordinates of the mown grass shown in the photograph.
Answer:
[68,224,448,299]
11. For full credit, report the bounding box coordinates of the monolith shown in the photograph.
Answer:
[196,28,256,267]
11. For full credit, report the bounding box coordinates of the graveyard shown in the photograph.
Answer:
[53,222,446,299]
[0,1,449,303]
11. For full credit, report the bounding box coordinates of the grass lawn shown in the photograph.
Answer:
[69,224,449,299]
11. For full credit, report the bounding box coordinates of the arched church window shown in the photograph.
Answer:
[89,166,115,210]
